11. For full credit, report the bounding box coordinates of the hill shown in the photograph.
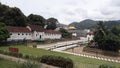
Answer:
[69,19,120,30]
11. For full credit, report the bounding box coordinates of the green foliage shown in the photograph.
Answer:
[59,28,72,38]
[111,26,120,36]
[0,3,27,26]
[46,18,58,30]
[19,61,40,68]
[69,19,120,30]
[40,55,74,68]
[99,64,116,68]
[94,21,120,52]
[27,14,46,27]
[0,22,9,42]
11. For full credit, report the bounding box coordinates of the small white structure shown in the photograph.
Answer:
[6,25,62,41]
[87,32,94,42]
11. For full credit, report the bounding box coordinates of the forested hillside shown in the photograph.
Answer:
[69,19,120,30]
[0,3,59,30]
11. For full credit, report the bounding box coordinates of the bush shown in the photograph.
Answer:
[24,54,30,59]
[18,61,40,68]
[99,64,116,68]
[18,53,23,58]
[40,55,74,68]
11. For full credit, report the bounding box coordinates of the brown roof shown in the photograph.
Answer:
[88,32,94,35]
[29,25,45,32]
[6,26,31,33]
[45,30,61,34]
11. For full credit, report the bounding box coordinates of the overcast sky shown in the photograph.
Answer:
[0,0,120,24]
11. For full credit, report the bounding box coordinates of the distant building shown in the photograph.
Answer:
[67,26,88,37]
[87,32,94,42]
[6,25,62,41]
[44,30,61,39]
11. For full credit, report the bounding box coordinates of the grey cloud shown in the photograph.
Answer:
[110,0,120,6]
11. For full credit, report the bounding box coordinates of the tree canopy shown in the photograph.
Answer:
[59,28,72,38]
[0,3,27,26]
[27,14,46,27]
[0,22,9,42]
[111,26,120,37]
[94,21,120,52]
[46,18,58,30]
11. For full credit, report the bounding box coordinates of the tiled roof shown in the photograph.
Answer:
[88,32,94,35]
[45,30,61,34]
[29,25,45,32]
[6,26,31,33]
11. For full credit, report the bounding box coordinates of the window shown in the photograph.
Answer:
[18,33,20,35]
[40,35,41,39]
[22,34,24,35]
[29,34,31,35]
[36,34,37,36]
[10,33,12,35]
[26,34,27,35]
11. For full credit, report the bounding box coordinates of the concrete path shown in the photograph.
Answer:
[37,40,86,50]
[37,39,120,63]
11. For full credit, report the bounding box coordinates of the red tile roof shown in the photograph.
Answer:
[88,32,94,35]
[45,30,61,34]
[6,26,31,33]
[29,25,45,32]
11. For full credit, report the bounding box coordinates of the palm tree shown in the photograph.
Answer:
[94,21,108,49]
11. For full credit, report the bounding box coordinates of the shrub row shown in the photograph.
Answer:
[0,50,33,59]
[99,64,117,68]
[0,50,74,68]
[40,55,74,68]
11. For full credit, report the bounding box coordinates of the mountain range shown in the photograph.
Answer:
[69,19,120,30]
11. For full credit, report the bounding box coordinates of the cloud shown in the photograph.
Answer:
[0,0,120,24]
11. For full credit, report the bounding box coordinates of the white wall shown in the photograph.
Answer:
[44,33,61,39]
[7,32,32,41]
[8,31,62,41]
[87,34,94,41]
[31,31,44,40]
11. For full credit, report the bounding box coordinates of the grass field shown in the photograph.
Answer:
[0,58,20,68]
[0,45,120,68]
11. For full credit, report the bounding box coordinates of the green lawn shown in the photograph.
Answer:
[0,58,20,68]
[0,45,120,68]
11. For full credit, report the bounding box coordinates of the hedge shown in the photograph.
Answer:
[40,55,74,68]
[99,64,116,68]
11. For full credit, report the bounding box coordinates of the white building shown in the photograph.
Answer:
[87,32,94,42]
[7,26,32,41]
[44,30,61,39]
[6,25,62,41]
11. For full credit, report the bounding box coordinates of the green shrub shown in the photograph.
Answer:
[18,53,23,58]
[18,61,40,68]
[40,55,74,68]
[99,64,116,68]
[24,54,30,59]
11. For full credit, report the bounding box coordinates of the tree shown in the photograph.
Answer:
[0,6,27,26]
[59,28,72,38]
[27,14,46,27]
[111,26,120,37]
[94,21,120,52]
[0,22,9,42]
[94,21,108,48]
[46,18,58,30]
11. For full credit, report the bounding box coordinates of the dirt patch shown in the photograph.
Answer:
[66,46,120,61]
